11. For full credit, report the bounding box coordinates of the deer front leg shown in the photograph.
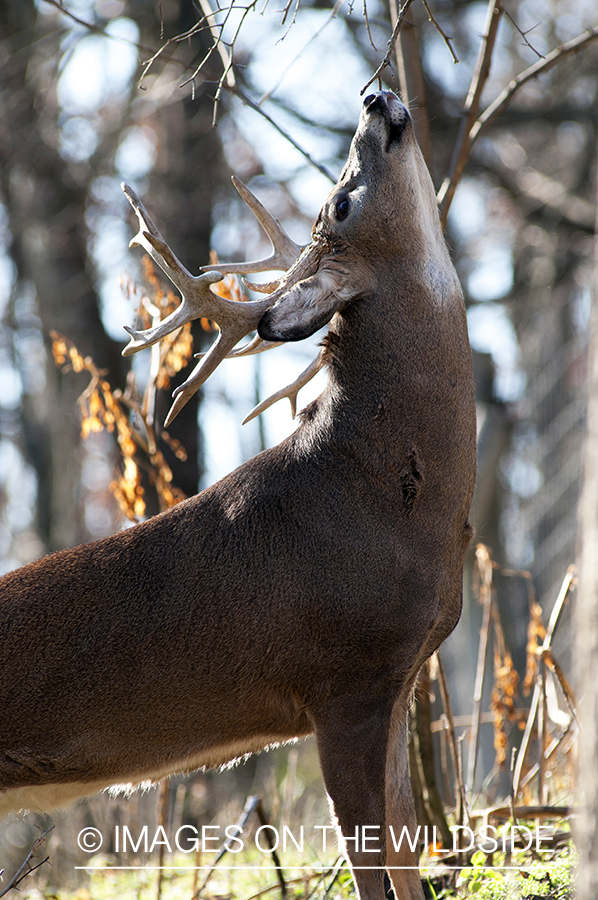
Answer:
[314,695,425,900]
[385,696,426,900]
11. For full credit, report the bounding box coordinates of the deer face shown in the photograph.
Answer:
[315,92,415,249]
[258,91,443,343]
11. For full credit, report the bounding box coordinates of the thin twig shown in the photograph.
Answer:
[390,0,434,173]
[323,856,347,898]
[538,655,549,805]
[502,8,544,60]
[137,21,207,90]
[471,25,598,144]
[512,566,576,798]
[543,650,578,720]
[156,778,170,900]
[363,0,377,51]
[259,0,344,105]
[192,796,286,900]
[255,799,287,898]
[436,651,465,827]
[182,0,237,94]
[192,796,260,899]
[509,746,518,826]
[231,86,336,182]
[438,25,598,222]
[414,662,453,847]
[421,0,458,63]
[42,0,191,75]
[303,857,344,900]
[360,0,417,94]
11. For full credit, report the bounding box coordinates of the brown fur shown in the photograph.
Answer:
[0,92,476,900]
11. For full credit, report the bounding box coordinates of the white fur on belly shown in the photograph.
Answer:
[0,734,298,819]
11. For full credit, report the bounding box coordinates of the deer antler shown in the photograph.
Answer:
[121,183,276,426]
[122,179,325,426]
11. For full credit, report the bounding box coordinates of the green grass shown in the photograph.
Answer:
[427,846,575,899]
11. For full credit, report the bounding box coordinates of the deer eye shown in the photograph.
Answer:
[335,197,350,221]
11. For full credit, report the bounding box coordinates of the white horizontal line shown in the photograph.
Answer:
[74,865,555,871]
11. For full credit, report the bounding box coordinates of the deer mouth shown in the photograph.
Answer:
[363,91,409,150]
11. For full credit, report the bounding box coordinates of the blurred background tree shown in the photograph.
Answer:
[0,0,596,890]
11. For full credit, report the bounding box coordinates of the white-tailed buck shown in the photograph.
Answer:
[0,92,476,899]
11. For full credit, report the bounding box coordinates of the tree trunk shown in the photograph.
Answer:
[0,0,127,552]
[575,155,598,898]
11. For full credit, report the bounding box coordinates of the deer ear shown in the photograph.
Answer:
[258,270,349,342]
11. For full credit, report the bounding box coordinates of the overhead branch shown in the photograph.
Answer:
[42,0,190,73]
[421,0,459,64]
[389,0,434,176]
[259,0,344,105]
[437,0,504,225]
[231,86,336,182]
[470,24,598,143]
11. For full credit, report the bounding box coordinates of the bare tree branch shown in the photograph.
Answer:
[181,0,237,95]
[259,0,344,105]
[438,0,504,224]
[43,0,112,35]
[502,7,544,60]
[137,19,207,89]
[421,0,459,64]
[470,24,598,143]
[42,0,195,78]
[390,0,434,175]
[362,0,378,51]
[0,826,54,898]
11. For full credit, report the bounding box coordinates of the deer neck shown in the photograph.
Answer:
[292,260,475,514]
[327,259,468,414]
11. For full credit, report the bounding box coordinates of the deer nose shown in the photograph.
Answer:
[364,92,387,112]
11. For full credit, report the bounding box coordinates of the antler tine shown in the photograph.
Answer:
[228,335,283,357]
[122,183,223,356]
[201,176,304,276]
[122,182,195,296]
[194,335,283,361]
[165,328,256,426]
[242,349,325,425]
[242,278,280,295]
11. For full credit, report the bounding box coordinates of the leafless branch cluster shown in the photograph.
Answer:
[43,0,598,228]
